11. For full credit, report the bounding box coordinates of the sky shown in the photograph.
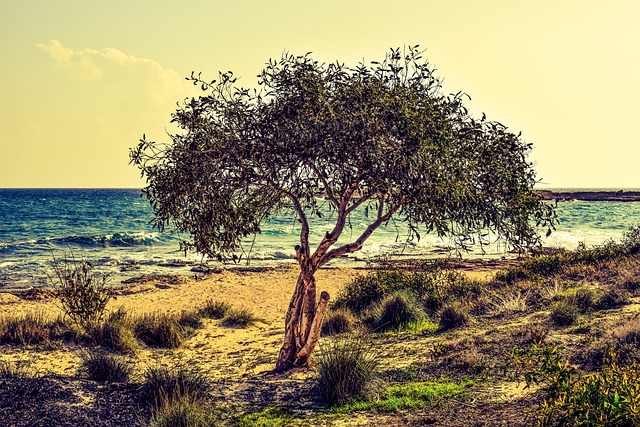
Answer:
[1,0,639,189]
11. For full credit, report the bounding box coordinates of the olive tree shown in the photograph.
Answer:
[130,47,556,371]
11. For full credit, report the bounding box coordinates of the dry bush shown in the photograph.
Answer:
[315,334,381,405]
[322,308,358,336]
[134,312,185,349]
[52,256,112,327]
[221,308,260,328]
[438,303,469,331]
[373,291,426,332]
[87,307,138,354]
[489,291,529,317]
[197,299,230,319]
[80,351,131,383]
[0,311,53,345]
[612,317,640,345]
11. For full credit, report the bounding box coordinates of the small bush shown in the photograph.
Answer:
[550,300,580,327]
[0,311,52,345]
[438,304,469,331]
[514,343,640,426]
[596,288,630,310]
[87,307,137,353]
[134,312,185,348]
[221,308,260,328]
[322,308,357,336]
[141,364,211,406]
[148,395,218,427]
[490,291,529,317]
[332,270,416,315]
[373,292,426,332]
[565,286,596,313]
[52,256,111,327]
[198,300,230,320]
[515,323,550,345]
[315,335,380,405]
[177,310,204,329]
[80,351,131,383]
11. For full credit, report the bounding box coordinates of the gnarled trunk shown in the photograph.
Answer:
[275,264,330,371]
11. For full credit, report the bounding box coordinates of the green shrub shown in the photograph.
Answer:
[332,270,417,315]
[438,304,469,331]
[333,270,482,320]
[198,300,230,320]
[52,256,111,327]
[315,335,380,405]
[87,307,137,353]
[373,292,426,332]
[0,311,52,345]
[321,308,357,336]
[80,351,131,383]
[134,312,185,348]
[513,343,640,426]
[221,308,260,328]
[141,364,211,406]
[566,286,596,313]
[550,300,580,327]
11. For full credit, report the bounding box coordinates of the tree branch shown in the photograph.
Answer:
[318,200,398,267]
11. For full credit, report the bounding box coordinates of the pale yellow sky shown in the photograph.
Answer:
[1,0,639,188]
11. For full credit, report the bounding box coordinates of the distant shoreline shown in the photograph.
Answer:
[537,190,640,202]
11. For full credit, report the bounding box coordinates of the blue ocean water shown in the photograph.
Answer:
[1,188,640,289]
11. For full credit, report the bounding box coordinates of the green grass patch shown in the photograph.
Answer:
[332,379,473,414]
[237,407,293,427]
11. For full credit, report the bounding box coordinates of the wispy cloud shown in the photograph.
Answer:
[36,39,185,103]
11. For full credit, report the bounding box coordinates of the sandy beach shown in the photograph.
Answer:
[0,265,363,379]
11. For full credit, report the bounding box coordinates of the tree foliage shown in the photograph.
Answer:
[130,46,556,369]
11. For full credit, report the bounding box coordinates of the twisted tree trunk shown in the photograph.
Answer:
[275,259,329,371]
[275,193,397,372]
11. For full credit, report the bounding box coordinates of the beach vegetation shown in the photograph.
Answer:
[0,310,53,346]
[438,303,470,331]
[177,309,204,329]
[550,300,580,327]
[148,393,218,427]
[315,334,380,405]
[131,46,556,371]
[236,407,293,427]
[140,363,211,406]
[134,312,186,349]
[197,299,230,320]
[79,350,131,383]
[86,307,138,354]
[321,308,358,336]
[372,291,426,332]
[512,343,640,426]
[51,255,112,328]
[221,307,261,328]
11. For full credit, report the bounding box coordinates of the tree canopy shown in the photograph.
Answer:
[130,46,557,370]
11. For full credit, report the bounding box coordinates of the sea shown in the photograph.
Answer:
[1,188,640,290]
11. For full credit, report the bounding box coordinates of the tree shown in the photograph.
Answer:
[130,46,556,371]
